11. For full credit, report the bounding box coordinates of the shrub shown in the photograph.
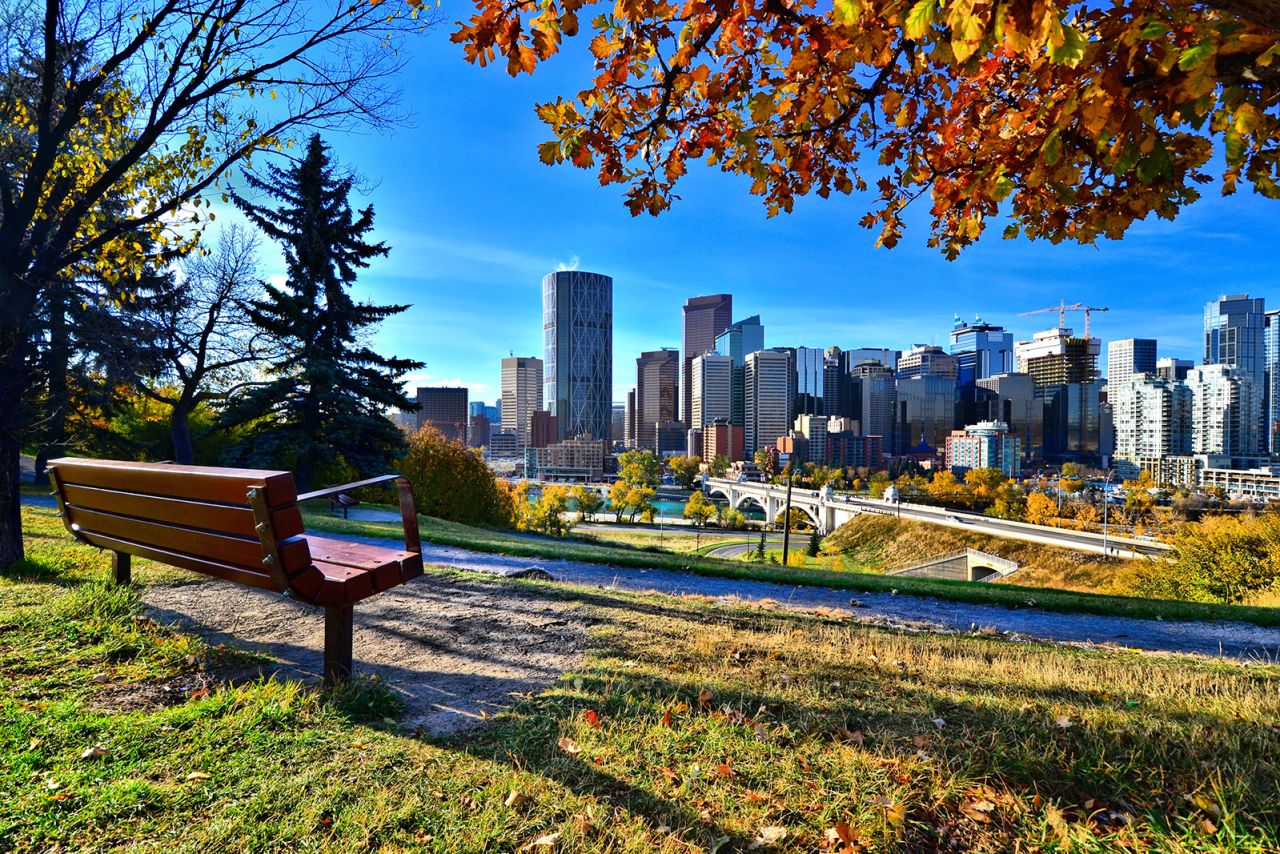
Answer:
[398,425,513,528]
[1128,514,1280,604]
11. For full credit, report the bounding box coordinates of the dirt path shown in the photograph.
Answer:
[143,577,586,735]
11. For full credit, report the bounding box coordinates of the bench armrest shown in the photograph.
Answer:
[297,475,402,502]
[298,474,420,555]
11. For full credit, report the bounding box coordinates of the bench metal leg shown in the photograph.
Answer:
[323,605,353,687]
[111,551,131,585]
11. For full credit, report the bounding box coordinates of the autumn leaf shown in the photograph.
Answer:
[505,789,533,811]
[185,771,212,781]
[522,832,561,849]
[713,759,735,778]
[582,709,602,728]
[749,826,787,848]
[79,744,108,760]
[557,737,581,755]
[697,688,714,710]
[903,0,937,40]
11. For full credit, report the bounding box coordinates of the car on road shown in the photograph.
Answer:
[947,515,966,524]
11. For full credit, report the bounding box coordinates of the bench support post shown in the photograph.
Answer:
[111,551,131,585]
[323,605,353,687]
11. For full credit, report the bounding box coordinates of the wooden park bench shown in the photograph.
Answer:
[45,458,423,685]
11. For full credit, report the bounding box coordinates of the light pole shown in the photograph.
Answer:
[781,461,795,566]
[1102,469,1113,556]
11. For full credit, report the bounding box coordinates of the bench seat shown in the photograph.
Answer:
[46,457,423,684]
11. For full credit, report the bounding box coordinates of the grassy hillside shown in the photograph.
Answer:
[2,510,1277,851]
[824,515,1143,595]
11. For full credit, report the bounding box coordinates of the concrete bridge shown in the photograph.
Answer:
[703,478,1168,558]
[703,478,886,534]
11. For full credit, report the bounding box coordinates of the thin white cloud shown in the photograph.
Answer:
[556,253,581,272]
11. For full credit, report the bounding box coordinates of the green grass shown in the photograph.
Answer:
[1,513,1277,851]
[301,510,1280,628]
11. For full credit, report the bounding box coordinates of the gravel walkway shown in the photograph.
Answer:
[392,540,1278,662]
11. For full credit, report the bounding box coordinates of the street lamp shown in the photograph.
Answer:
[781,461,795,566]
[1102,468,1114,557]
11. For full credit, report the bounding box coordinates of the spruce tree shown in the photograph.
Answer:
[223,135,421,490]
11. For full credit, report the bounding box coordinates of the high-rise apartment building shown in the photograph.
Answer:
[744,349,794,454]
[898,344,959,380]
[949,318,1013,386]
[1187,364,1264,458]
[715,315,765,425]
[703,419,745,463]
[415,387,469,442]
[849,360,897,444]
[530,410,558,449]
[634,348,680,451]
[1015,327,1102,463]
[1109,374,1192,478]
[501,355,543,449]
[691,352,733,429]
[1266,310,1280,454]
[681,294,733,427]
[1106,338,1157,388]
[543,270,612,442]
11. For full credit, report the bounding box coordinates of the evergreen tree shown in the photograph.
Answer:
[223,136,421,490]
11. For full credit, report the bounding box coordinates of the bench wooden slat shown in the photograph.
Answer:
[80,531,284,592]
[62,484,304,541]
[303,535,411,592]
[48,458,298,509]
[66,506,312,576]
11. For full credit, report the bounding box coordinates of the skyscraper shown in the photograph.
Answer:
[849,360,897,445]
[974,372,1043,461]
[681,294,733,427]
[895,375,954,455]
[715,315,765,425]
[415,387,469,442]
[1106,338,1157,387]
[822,347,853,419]
[897,344,959,380]
[1266,310,1280,454]
[691,352,733,429]
[543,270,613,442]
[635,348,680,451]
[1186,364,1264,458]
[1205,294,1266,386]
[1156,357,1193,382]
[1015,327,1102,463]
[949,317,1013,386]
[789,346,825,418]
[1110,374,1192,478]
[501,355,543,449]
[744,349,794,454]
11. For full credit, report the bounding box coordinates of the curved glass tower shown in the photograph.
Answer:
[543,271,613,443]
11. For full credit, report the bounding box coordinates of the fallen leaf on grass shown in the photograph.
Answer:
[824,820,865,852]
[582,709,601,729]
[877,798,907,827]
[713,760,735,778]
[505,790,533,811]
[557,737,580,755]
[27,738,41,750]
[961,799,997,823]
[931,717,946,729]
[522,832,560,849]
[749,826,787,848]
[698,688,714,709]
[833,726,864,745]
[1190,793,1222,819]
[912,735,930,750]
[79,744,107,760]
[1053,715,1073,729]
[185,771,212,782]
[661,708,674,728]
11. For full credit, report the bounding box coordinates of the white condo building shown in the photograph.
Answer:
[745,349,794,454]
[690,352,733,429]
[1186,364,1263,457]
[1109,374,1191,478]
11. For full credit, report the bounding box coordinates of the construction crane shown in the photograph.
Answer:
[1018,300,1110,339]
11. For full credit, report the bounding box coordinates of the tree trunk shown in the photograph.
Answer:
[33,286,68,484]
[170,403,195,465]
[0,267,39,568]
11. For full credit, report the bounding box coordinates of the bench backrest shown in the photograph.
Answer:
[46,458,312,592]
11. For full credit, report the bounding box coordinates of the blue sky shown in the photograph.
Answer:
[220,25,1278,405]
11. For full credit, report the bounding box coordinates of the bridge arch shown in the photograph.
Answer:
[733,495,766,515]
[773,503,819,530]
[705,486,731,502]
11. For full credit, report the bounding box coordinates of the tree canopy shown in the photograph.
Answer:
[446,0,1280,255]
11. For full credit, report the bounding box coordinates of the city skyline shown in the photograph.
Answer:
[201,30,1279,406]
